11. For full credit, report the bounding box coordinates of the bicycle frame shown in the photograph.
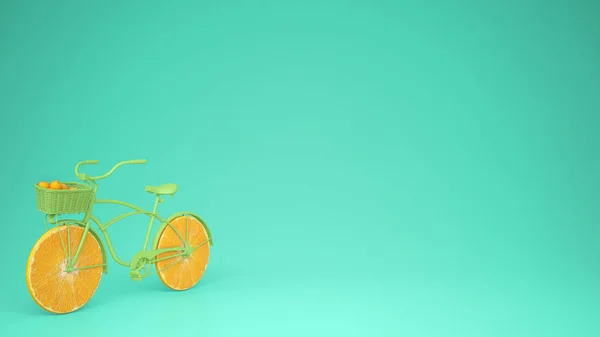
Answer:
[46,159,199,279]
[48,194,170,269]
[88,195,167,267]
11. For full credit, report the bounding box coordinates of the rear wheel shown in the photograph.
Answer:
[155,214,210,290]
[25,225,103,314]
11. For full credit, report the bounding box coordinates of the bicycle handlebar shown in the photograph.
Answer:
[75,159,147,181]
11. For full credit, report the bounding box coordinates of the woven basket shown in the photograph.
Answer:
[35,182,95,215]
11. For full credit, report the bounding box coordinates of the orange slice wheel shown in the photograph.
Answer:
[155,215,210,290]
[26,225,103,314]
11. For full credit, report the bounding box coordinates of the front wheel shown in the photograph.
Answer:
[155,214,210,290]
[25,225,103,314]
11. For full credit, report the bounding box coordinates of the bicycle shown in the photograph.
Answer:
[26,159,213,314]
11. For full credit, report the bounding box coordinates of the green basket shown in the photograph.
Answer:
[35,182,95,215]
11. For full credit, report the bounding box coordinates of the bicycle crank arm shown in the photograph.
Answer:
[129,246,191,281]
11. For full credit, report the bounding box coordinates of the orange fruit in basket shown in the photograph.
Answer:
[38,181,49,188]
[61,183,68,190]
[69,187,77,190]
[49,180,61,190]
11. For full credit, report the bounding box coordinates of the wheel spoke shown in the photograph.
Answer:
[72,263,106,271]
[192,239,209,251]
[57,225,68,260]
[153,252,185,264]
[167,222,186,246]
[158,256,184,273]
[185,215,189,243]
[67,225,71,263]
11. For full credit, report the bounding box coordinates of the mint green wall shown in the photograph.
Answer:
[1,1,599,336]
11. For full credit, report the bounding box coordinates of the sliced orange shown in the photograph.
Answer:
[26,225,103,314]
[155,215,210,290]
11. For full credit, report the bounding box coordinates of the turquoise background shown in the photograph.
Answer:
[1,0,599,336]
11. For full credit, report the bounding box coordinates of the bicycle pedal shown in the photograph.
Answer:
[129,271,143,281]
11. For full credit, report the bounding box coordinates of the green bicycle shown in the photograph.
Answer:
[26,159,213,314]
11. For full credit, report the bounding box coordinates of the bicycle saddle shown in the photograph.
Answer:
[145,183,178,196]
